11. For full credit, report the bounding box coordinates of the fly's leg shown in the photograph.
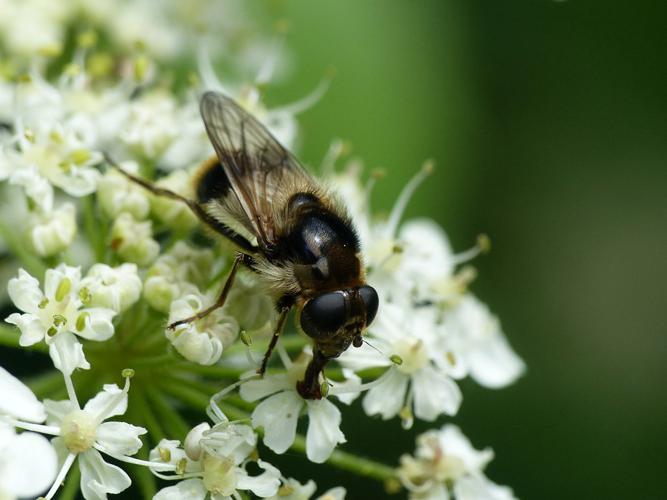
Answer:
[168,253,247,330]
[257,305,291,376]
[296,349,329,400]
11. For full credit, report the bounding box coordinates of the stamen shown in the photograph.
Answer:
[452,234,491,265]
[320,139,345,175]
[207,371,259,423]
[239,330,252,346]
[254,32,286,86]
[277,342,292,369]
[10,419,60,435]
[93,444,176,471]
[386,159,434,238]
[76,312,89,332]
[43,453,76,500]
[196,43,231,94]
[268,70,334,117]
[55,277,72,302]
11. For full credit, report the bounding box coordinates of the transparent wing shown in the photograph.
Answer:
[200,91,313,248]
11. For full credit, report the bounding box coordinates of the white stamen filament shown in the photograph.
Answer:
[93,444,177,471]
[269,74,332,117]
[10,419,60,435]
[277,342,292,369]
[329,368,396,396]
[386,160,434,238]
[254,34,285,85]
[207,372,258,423]
[43,452,76,500]
[196,43,232,95]
[320,139,345,175]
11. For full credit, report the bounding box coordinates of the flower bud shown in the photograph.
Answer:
[110,212,159,266]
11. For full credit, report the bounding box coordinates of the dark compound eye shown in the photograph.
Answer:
[359,285,379,326]
[300,292,347,339]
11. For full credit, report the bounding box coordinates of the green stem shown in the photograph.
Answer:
[82,195,107,263]
[0,324,48,353]
[157,377,396,482]
[131,385,165,444]
[145,387,190,439]
[25,370,63,399]
[0,219,47,277]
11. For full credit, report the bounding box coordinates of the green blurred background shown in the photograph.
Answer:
[262,1,667,498]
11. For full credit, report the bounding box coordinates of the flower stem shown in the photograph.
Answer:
[130,384,165,443]
[0,219,47,277]
[82,194,108,263]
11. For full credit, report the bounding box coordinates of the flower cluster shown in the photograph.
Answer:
[0,1,524,499]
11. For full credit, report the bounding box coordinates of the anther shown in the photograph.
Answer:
[390,354,404,366]
[240,330,252,346]
[38,298,49,309]
[53,314,67,327]
[76,312,89,332]
[55,278,72,302]
[159,447,171,462]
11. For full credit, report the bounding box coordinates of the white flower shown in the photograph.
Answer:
[143,242,216,313]
[78,263,143,313]
[167,292,239,365]
[1,119,101,197]
[239,354,347,463]
[0,422,58,500]
[25,201,77,257]
[110,212,160,266]
[268,478,346,500]
[0,366,58,499]
[5,265,116,375]
[150,420,281,499]
[340,302,461,426]
[443,295,525,389]
[120,91,181,160]
[97,164,151,219]
[397,424,517,500]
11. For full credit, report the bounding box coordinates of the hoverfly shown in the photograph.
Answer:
[108,91,378,399]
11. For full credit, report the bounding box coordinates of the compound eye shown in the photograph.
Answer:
[300,292,347,339]
[359,285,379,326]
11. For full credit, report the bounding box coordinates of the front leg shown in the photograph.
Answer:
[168,253,247,330]
[296,349,330,400]
[257,305,291,376]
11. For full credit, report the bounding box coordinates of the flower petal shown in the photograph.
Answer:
[1,431,58,497]
[412,366,462,420]
[362,368,408,420]
[77,307,116,341]
[44,398,76,426]
[154,478,207,500]
[84,384,127,421]
[0,366,46,422]
[96,421,146,456]
[7,268,43,314]
[239,374,291,402]
[236,459,281,497]
[454,475,517,500]
[49,331,90,376]
[305,399,346,463]
[79,448,132,500]
[5,312,45,346]
[252,391,302,454]
[466,333,526,389]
